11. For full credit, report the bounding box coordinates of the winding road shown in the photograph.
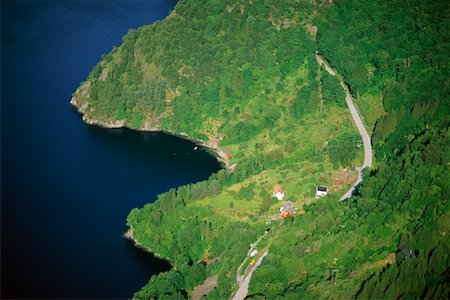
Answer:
[231,55,373,300]
[316,53,372,201]
[232,231,269,300]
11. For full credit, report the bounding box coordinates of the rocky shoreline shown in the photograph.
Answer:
[123,227,174,267]
[70,97,230,169]
[71,95,229,266]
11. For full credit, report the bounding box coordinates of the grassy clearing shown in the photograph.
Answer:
[191,101,363,223]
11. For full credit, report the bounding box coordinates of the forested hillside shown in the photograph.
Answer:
[72,0,449,298]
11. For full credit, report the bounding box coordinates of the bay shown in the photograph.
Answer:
[1,0,220,298]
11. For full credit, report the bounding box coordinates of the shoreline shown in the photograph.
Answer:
[70,98,230,169]
[71,97,228,266]
[123,227,174,267]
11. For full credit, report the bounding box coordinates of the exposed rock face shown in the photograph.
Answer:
[70,81,90,113]
[70,91,230,169]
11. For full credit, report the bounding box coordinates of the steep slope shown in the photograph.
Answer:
[72,0,449,299]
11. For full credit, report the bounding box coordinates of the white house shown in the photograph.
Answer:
[315,186,328,198]
[273,184,285,200]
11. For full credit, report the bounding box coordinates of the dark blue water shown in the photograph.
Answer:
[1,1,221,298]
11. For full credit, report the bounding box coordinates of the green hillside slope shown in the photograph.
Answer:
[72,0,449,299]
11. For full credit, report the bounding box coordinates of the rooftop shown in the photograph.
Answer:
[317,186,328,192]
[273,184,283,194]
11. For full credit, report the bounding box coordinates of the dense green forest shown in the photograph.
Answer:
[72,0,449,299]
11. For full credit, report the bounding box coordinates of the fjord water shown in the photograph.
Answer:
[1,1,221,298]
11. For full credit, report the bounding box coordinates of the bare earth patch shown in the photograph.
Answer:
[192,274,219,300]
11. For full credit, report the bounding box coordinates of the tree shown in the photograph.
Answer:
[328,133,359,168]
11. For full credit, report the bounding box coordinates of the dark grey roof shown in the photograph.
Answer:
[281,201,296,214]
[317,186,328,192]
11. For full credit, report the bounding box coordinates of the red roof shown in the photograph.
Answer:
[281,211,293,219]
[222,148,233,158]
[273,184,283,194]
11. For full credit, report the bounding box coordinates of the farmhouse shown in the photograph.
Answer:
[279,201,296,218]
[273,183,285,200]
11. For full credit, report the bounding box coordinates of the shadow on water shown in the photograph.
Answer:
[84,124,221,175]
[124,239,172,273]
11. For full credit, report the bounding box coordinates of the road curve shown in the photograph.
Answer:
[231,55,372,300]
[316,53,372,200]
[236,234,266,284]
[233,250,269,300]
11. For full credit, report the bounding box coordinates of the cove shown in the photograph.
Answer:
[1,0,220,298]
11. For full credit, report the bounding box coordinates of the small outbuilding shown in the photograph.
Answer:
[273,184,285,200]
[315,186,328,198]
[222,148,233,159]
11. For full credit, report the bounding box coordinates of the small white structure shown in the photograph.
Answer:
[250,249,258,258]
[228,163,238,172]
[274,192,284,201]
[315,186,328,198]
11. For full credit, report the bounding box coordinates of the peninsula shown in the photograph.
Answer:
[72,0,449,298]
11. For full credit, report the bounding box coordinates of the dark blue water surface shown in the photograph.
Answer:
[1,1,221,298]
